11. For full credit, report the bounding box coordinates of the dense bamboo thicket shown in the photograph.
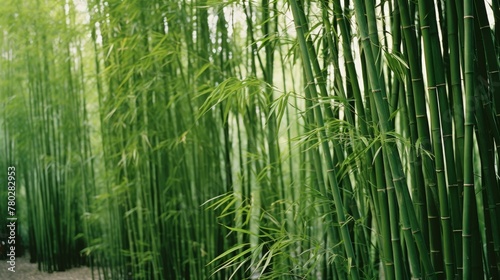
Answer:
[1,0,500,279]
[1,0,94,272]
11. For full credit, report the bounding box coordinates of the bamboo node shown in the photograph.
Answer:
[392,176,404,182]
[402,25,415,29]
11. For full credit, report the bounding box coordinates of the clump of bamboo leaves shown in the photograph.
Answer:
[1,0,500,279]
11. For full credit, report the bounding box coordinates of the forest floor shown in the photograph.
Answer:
[0,254,96,279]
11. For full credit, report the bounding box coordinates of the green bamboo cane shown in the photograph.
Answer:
[371,87,402,280]
[445,1,465,275]
[364,0,385,92]
[446,0,466,174]
[462,0,475,277]
[470,140,484,277]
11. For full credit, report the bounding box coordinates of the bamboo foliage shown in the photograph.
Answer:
[1,0,500,279]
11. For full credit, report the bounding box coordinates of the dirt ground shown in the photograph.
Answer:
[0,254,96,280]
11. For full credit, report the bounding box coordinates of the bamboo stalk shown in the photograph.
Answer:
[462,0,476,277]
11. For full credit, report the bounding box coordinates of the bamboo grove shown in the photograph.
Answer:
[1,0,500,279]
